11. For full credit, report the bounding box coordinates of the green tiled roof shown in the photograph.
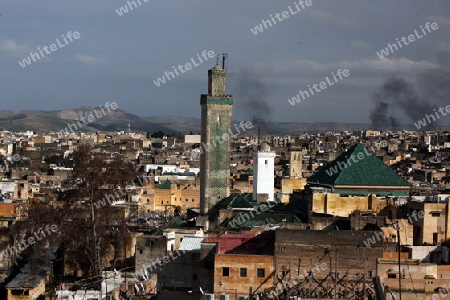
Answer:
[215,193,256,210]
[224,212,301,228]
[228,194,255,209]
[159,179,172,190]
[154,217,185,235]
[335,190,409,196]
[308,143,410,187]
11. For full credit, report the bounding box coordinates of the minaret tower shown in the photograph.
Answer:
[200,54,233,215]
[253,143,276,202]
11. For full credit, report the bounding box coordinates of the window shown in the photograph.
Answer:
[11,290,30,296]
[240,268,247,277]
[192,199,195,202]
[139,250,143,254]
[265,160,268,164]
[222,267,230,276]
[186,199,188,202]
[257,268,265,278]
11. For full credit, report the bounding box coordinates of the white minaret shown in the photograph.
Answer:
[253,143,276,202]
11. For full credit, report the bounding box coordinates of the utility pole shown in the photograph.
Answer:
[113,271,116,300]
[335,247,338,300]
[105,270,108,300]
[396,221,402,300]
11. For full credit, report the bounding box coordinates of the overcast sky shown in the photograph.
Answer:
[1,0,449,125]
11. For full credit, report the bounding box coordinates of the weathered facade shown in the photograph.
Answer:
[200,62,233,215]
[270,229,385,299]
[407,200,450,246]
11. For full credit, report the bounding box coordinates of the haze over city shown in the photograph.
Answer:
[2,2,450,300]
[1,0,449,125]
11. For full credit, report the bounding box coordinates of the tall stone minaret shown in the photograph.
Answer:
[200,59,233,215]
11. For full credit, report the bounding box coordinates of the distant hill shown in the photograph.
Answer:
[0,108,443,135]
[0,108,172,134]
[143,117,434,135]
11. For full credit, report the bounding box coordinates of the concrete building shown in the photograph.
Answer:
[407,199,450,246]
[0,202,18,227]
[378,258,450,299]
[270,229,385,299]
[200,60,234,215]
[252,143,276,202]
[162,228,204,251]
[278,147,308,203]
[150,180,200,213]
[289,147,305,179]
[405,246,450,264]
[135,233,212,299]
[184,135,201,144]
[6,273,46,300]
[204,231,275,299]
[135,235,169,271]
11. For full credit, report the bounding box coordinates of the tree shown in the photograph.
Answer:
[174,206,182,217]
[56,144,137,278]
[151,131,166,139]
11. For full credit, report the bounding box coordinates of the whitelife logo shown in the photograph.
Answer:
[250,0,313,35]
[57,102,118,138]
[153,50,215,87]
[18,31,81,68]
[288,69,350,106]
[376,22,439,58]
[93,176,151,209]
[133,250,186,281]
[116,0,149,16]
[413,104,450,130]
[324,147,372,177]
[0,225,60,264]
[199,121,253,154]
[363,211,425,247]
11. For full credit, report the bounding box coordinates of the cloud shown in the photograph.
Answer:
[351,40,371,50]
[305,9,357,27]
[0,39,34,58]
[350,57,438,72]
[430,41,450,52]
[428,16,450,27]
[254,57,439,75]
[75,54,106,66]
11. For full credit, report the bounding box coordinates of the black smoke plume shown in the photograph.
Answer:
[370,68,450,130]
[233,68,273,131]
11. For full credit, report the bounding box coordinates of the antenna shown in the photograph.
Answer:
[257,127,261,145]
[215,53,221,66]
[222,53,228,69]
